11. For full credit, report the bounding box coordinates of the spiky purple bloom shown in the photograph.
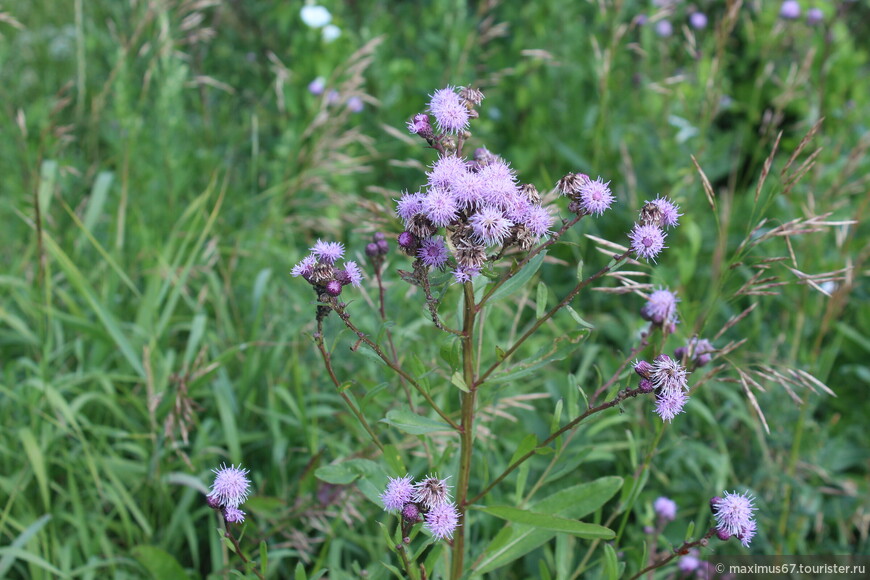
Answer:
[629,224,667,261]
[779,0,800,19]
[428,87,469,134]
[650,354,689,395]
[407,113,432,136]
[675,337,715,367]
[738,518,757,547]
[712,491,757,544]
[650,196,682,228]
[398,231,416,249]
[518,204,554,238]
[654,496,677,521]
[342,261,364,287]
[208,464,251,509]
[401,502,420,522]
[413,474,452,508]
[469,206,512,246]
[380,475,415,512]
[418,237,450,269]
[312,239,345,265]
[578,177,615,216]
[689,12,708,29]
[308,77,326,96]
[452,170,485,209]
[423,501,461,540]
[807,7,823,25]
[655,19,673,37]
[653,388,688,422]
[291,254,317,279]
[452,266,480,284]
[428,155,467,189]
[422,187,459,227]
[224,506,246,524]
[325,279,342,296]
[396,191,426,223]
[641,288,679,326]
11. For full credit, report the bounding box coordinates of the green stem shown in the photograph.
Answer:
[451,282,477,580]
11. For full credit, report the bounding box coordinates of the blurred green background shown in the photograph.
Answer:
[1,0,867,578]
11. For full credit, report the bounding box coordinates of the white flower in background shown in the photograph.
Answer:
[322,24,341,43]
[301,4,331,28]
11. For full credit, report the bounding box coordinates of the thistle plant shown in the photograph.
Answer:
[294,85,832,579]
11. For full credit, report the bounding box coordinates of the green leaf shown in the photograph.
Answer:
[295,561,306,580]
[535,281,548,319]
[509,434,538,465]
[382,444,406,476]
[478,506,614,539]
[487,252,546,305]
[475,477,623,574]
[602,543,620,580]
[260,541,268,577]
[131,546,189,580]
[565,305,595,329]
[381,408,451,435]
[314,464,358,485]
[451,371,469,392]
[0,515,54,578]
[576,258,584,282]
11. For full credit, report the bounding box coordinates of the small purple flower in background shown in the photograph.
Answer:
[779,0,801,20]
[224,506,246,524]
[414,474,452,508]
[679,550,702,572]
[312,239,345,264]
[807,7,823,25]
[347,96,364,113]
[653,387,688,422]
[712,491,757,546]
[675,337,715,367]
[654,496,677,521]
[641,288,679,326]
[381,475,415,511]
[326,90,341,105]
[418,237,450,269]
[208,463,251,509]
[308,77,326,96]
[655,19,673,38]
[428,86,470,134]
[424,501,461,540]
[578,177,615,216]
[629,223,667,261]
[689,12,708,29]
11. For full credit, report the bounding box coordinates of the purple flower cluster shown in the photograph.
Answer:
[675,337,715,368]
[641,287,679,331]
[635,354,691,422]
[630,196,680,262]
[207,463,251,524]
[653,496,677,522]
[292,239,364,297]
[400,87,556,283]
[711,491,758,547]
[380,473,461,541]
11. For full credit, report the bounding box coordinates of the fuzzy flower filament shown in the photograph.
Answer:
[712,491,758,546]
[208,463,251,509]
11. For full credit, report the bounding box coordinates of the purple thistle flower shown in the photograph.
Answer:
[738,518,757,547]
[578,177,615,216]
[381,475,415,512]
[689,12,708,29]
[224,506,246,524]
[655,19,673,37]
[398,231,417,250]
[423,187,459,227]
[779,0,801,20]
[650,196,682,228]
[428,155,467,189]
[208,464,251,509]
[312,239,345,265]
[679,550,702,572]
[347,96,364,113]
[308,77,326,96]
[452,170,485,209]
[401,502,420,522]
[479,159,517,184]
[629,223,667,261]
[650,354,689,395]
[407,113,433,137]
[291,254,317,279]
[325,280,342,296]
[807,7,823,25]
[418,237,450,269]
[396,191,426,223]
[413,474,452,508]
[641,288,679,326]
[639,378,655,393]
[428,87,469,134]
[634,360,653,379]
[452,265,480,285]
[675,337,715,367]
[712,491,757,543]
[653,388,688,422]
[342,261,364,287]
[424,501,461,540]
[469,206,513,246]
[518,204,554,238]
[654,496,677,522]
